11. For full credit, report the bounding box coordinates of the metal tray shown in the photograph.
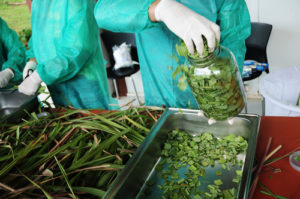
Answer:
[104,108,260,199]
[0,90,39,123]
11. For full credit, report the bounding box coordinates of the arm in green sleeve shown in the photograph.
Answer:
[0,18,26,82]
[94,0,157,32]
[217,0,251,74]
[36,3,97,85]
[25,37,35,61]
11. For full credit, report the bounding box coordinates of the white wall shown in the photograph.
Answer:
[246,0,300,71]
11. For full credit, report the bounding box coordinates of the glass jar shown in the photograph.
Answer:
[184,46,246,120]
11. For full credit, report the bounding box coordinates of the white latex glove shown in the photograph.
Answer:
[155,0,220,55]
[18,71,42,95]
[0,68,14,88]
[23,60,37,80]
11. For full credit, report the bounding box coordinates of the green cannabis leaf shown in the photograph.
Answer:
[150,130,247,198]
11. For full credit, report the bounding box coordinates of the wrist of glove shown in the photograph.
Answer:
[0,68,14,88]
[18,71,42,96]
[154,0,220,55]
[23,60,37,80]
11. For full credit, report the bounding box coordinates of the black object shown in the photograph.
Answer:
[100,30,141,104]
[243,22,273,81]
[0,90,39,124]
[101,31,140,79]
[25,69,34,79]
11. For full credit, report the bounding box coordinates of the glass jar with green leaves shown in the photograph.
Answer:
[175,41,246,121]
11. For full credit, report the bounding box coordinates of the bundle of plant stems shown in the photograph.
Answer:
[0,107,163,198]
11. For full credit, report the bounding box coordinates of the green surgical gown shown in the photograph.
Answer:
[0,17,25,83]
[95,0,251,108]
[29,0,117,109]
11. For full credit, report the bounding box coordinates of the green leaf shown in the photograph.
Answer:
[172,65,182,80]
[178,74,187,91]
[235,170,242,176]
[16,126,20,145]
[21,171,53,199]
[176,42,189,57]
[72,187,106,197]
[214,179,223,186]
[294,155,300,162]
[54,156,78,199]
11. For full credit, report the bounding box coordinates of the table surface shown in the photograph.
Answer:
[253,116,300,199]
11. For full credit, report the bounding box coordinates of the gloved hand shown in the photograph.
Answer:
[0,68,14,88]
[23,60,37,80]
[155,0,220,55]
[18,71,42,95]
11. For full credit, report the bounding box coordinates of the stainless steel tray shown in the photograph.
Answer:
[104,108,260,199]
[0,90,39,123]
